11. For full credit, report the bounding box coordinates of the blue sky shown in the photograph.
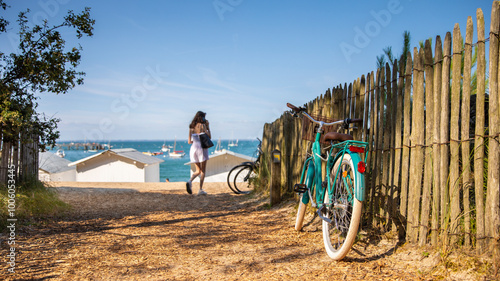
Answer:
[0,0,493,141]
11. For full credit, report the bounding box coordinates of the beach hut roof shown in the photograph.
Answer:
[184,150,255,165]
[69,148,164,166]
[39,151,75,174]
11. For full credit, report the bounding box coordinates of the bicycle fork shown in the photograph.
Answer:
[293,160,315,204]
[294,155,334,224]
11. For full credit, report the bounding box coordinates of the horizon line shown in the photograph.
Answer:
[55,138,260,143]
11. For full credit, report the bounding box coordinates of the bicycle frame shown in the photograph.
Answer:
[235,138,262,170]
[297,118,368,210]
[289,102,369,260]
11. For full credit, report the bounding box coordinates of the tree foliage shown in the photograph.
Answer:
[0,0,94,147]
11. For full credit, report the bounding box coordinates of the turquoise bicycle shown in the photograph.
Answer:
[287,103,368,260]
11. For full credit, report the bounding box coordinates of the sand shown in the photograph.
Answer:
[1,181,493,280]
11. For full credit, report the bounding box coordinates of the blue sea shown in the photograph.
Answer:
[49,139,260,182]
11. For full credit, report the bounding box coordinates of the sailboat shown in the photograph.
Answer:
[228,139,238,147]
[56,149,65,158]
[228,132,238,147]
[169,138,185,158]
[212,138,224,154]
[161,140,173,152]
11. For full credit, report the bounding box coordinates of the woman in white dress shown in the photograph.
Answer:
[186,111,211,195]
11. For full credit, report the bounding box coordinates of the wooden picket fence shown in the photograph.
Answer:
[261,4,500,252]
[0,132,39,185]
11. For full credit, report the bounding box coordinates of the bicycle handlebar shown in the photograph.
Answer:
[287,103,363,127]
[287,103,304,113]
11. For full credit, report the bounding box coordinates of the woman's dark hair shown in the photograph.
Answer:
[189,111,206,129]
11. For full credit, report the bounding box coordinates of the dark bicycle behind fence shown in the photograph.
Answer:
[226,138,262,194]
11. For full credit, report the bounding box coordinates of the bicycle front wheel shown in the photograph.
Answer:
[295,160,314,231]
[295,200,307,231]
[322,153,362,260]
[233,165,255,194]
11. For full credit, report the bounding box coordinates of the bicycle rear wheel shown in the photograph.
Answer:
[322,153,362,260]
[227,164,248,194]
[233,165,254,194]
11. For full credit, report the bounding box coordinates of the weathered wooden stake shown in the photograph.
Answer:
[462,16,474,247]
[474,7,486,253]
[432,35,443,246]
[400,53,413,220]
[420,40,434,246]
[440,32,452,243]
[486,0,500,250]
[270,149,281,206]
[407,47,425,244]
[449,23,462,245]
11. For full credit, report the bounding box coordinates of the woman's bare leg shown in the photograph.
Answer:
[189,162,202,182]
[199,160,207,190]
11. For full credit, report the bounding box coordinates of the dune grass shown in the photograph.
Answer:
[0,178,70,231]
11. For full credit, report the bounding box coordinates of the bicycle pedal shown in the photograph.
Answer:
[293,184,307,193]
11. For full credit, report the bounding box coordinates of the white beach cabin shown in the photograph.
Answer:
[68,148,164,182]
[38,151,76,182]
[185,150,255,182]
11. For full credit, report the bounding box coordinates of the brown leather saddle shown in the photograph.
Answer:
[321,132,353,143]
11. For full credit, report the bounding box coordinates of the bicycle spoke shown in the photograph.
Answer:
[324,160,356,253]
[227,139,261,195]
[234,165,254,193]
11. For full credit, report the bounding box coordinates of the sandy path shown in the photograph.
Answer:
[1,182,491,280]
